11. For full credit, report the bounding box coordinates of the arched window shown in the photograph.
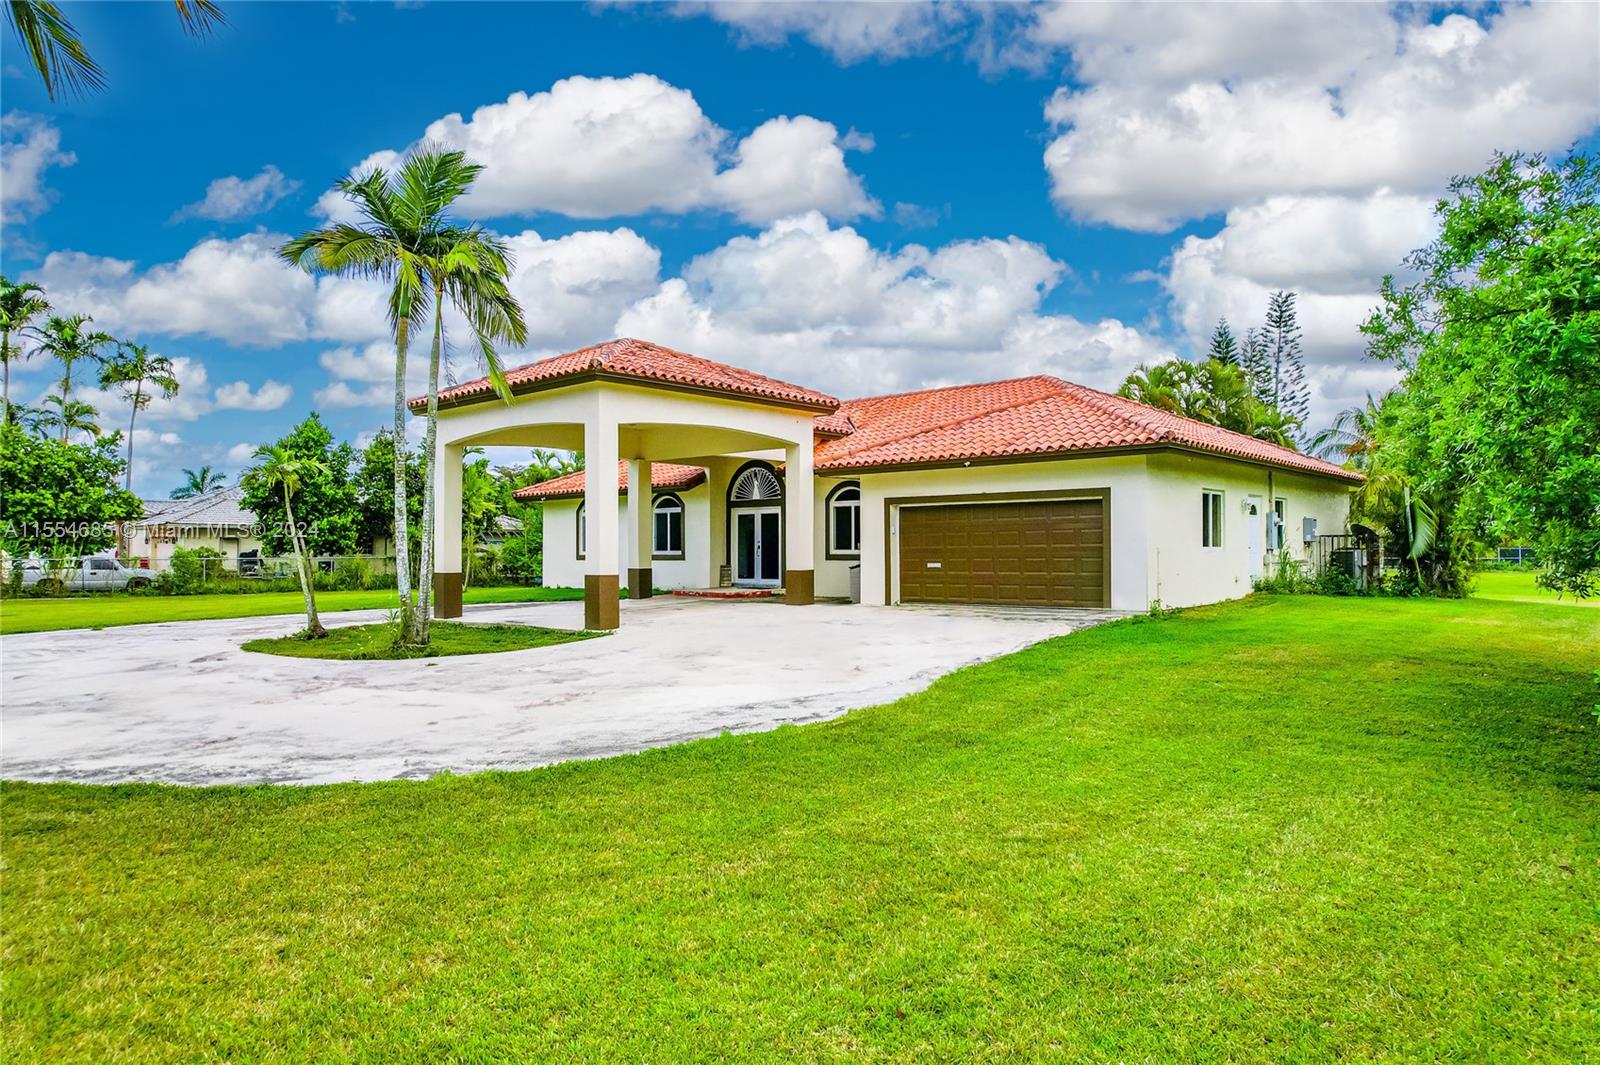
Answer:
[575,502,586,560]
[729,464,783,503]
[826,482,861,557]
[653,494,684,558]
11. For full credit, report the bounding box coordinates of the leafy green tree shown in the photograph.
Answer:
[1362,152,1599,597]
[0,422,141,557]
[460,451,505,590]
[351,430,422,556]
[1117,358,1300,447]
[241,443,329,638]
[0,277,49,413]
[238,414,358,557]
[1207,319,1239,365]
[5,0,223,99]
[1240,326,1269,397]
[171,464,226,499]
[99,342,180,494]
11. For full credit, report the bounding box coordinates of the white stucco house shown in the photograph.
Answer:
[415,338,1360,629]
[125,487,263,570]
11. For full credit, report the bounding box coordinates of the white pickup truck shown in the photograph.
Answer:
[16,555,154,593]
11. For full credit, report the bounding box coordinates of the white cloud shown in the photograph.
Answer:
[615,212,1171,396]
[37,234,321,346]
[0,112,76,224]
[225,442,259,465]
[1041,3,1600,231]
[314,75,877,225]
[170,165,301,223]
[675,1,966,63]
[502,228,662,346]
[213,379,292,411]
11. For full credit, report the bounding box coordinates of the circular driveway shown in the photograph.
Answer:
[0,596,1123,786]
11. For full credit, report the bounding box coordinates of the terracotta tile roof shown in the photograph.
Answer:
[813,376,1362,482]
[413,338,839,412]
[513,462,707,501]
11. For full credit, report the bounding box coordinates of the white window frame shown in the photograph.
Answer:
[652,494,685,559]
[1202,490,1224,548]
[575,502,586,560]
[827,483,861,557]
[1272,497,1288,551]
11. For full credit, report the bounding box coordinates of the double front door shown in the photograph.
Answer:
[734,508,781,586]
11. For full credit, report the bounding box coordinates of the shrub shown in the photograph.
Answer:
[328,557,370,591]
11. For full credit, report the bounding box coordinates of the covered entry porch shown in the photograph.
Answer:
[421,340,838,629]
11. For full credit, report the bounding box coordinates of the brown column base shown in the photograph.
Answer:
[433,571,463,619]
[585,574,620,630]
[627,568,653,599]
[783,569,814,605]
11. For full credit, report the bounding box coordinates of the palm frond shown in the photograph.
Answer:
[172,0,225,36]
[6,0,104,99]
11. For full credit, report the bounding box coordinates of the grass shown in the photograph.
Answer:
[0,585,585,635]
[3,595,1597,1061]
[242,620,600,659]
[1474,567,1598,608]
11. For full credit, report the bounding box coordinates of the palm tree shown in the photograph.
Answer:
[414,212,527,639]
[280,147,524,646]
[5,0,224,100]
[172,464,226,499]
[5,400,51,436]
[240,444,329,639]
[1309,392,1389,470]
[1117,361,1196,415]
[100,342,180,494]
[39,392,100,441]
[36,314,114,441]
[0,277,49,414]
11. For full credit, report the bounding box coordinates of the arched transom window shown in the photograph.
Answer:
[653,494,684,558]
[730,465,783,503]
[827,483,861,556]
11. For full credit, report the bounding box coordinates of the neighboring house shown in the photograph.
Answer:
[415,339,1360,629]
[125,487,263,570]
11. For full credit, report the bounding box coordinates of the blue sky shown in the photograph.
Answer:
[2,1,1596,496]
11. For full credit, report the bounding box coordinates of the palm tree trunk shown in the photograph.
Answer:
[59,355,72,443]
[125,380,141,493]
[283,488,325,638]
[2,329,10,413]
[391,317,416,644]
[416,290,444,643]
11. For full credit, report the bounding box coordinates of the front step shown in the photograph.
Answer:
[670,587,778,599]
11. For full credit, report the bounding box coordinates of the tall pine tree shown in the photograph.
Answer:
[1207,319,1239,365]
[1241,326,1269,395]
[1262,290,1311,434]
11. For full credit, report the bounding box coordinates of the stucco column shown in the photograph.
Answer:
[432,440,464,618]
[583,412,620,629]
[626,457,652,600]
[783,440,815,604]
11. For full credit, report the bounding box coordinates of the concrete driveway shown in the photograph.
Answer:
[0,597,1124,786]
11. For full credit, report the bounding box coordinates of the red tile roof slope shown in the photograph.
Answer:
[413,338,839,412]
[813,376,1361,482]
[513,461,707,500]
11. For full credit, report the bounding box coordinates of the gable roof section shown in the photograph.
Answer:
[513,461,708,501]
[813,376,1361,482]
[413,338,839,413]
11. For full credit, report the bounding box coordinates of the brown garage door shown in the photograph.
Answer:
[898,498,1106,607]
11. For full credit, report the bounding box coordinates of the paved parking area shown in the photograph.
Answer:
[0,597,1125,786]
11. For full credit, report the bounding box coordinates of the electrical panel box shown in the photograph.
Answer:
[1302,516,1318,543]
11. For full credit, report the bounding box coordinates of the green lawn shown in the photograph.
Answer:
[1474,568,1599,608]
[3,595,1597,1061]
[243,620,600,659]
[0,585,584,635]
